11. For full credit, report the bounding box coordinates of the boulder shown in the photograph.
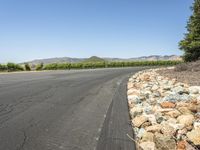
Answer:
[146,124,162,133]
[140,142,156,150]
[189,86,200,94]
[177,140,187,150]
[160,102,176,108]
[155,133,176,150]
[128,95,141,104]
[165,110,181,118]
[161,123,176,137]
[132,115,148,128]
[187,128,200,145]
[177,114,194,127]
[178,107,192,115]
[130,107,143,118]
[141,132,154,142]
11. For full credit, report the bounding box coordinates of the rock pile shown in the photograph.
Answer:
[127,68,200,150]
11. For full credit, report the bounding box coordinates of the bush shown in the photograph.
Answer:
[0,64,7,71]
[24,63,31,71]
[41,60,182,70]
[36,63,44,71]
[7,62,24,72]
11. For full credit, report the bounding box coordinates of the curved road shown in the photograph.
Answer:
[0,68,142,150]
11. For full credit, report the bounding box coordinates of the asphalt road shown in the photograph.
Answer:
[0,68,143,150]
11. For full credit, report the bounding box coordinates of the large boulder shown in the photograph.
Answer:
[132,115,148,128]
[155,133,176,150]
[177,114,194,127]
[187,128,200,145]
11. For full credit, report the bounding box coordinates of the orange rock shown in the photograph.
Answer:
[177,140,186,150]
[160,102,176,108]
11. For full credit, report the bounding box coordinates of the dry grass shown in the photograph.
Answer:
[158,60,200,86]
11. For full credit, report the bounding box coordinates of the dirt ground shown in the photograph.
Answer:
[158,60,200,86]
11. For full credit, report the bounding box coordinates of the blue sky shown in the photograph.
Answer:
[0,0,193,63]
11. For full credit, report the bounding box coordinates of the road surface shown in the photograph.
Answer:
[0,68,143,150]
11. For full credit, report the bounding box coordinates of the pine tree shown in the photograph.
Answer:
[179,0,200,62]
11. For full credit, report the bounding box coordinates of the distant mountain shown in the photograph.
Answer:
[25,55,181,65]
[82,56,105,63]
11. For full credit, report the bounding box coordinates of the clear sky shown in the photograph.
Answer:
[0,0,193,63]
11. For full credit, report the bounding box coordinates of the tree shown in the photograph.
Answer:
[24,63,31,71]
[179,0,200,62]
[36,63,44,71]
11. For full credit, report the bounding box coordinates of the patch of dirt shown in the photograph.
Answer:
[158,61,200,86]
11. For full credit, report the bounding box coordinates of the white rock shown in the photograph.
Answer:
[177,114,195,127]
[130,107,143,118]
[189,86,200,94]
[128,95,141,104]
[140,142,155,150]
[194,121,200,130]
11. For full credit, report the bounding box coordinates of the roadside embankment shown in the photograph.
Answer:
[127,68,200,150]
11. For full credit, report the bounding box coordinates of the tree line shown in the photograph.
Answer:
[0,61,182,72]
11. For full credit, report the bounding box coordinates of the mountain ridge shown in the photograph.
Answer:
[25,55,181,65]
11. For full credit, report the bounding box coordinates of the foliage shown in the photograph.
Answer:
[24,63,31,71]
[179,0,200,62]
[7,62,24,72]
[43,60,182,70]
[36,63,44,71]
[0,64,7,71]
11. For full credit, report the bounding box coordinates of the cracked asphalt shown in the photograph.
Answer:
[0,68,143,150]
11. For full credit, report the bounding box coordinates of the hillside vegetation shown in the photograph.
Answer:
[0,58,182,72]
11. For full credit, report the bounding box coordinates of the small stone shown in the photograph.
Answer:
[127,89,140,95]
[186,125,193,131]
[177,140,187,150]
[163,85,171,90]
[155,133,176,150]
[152,91,161,98]
[172,86,188,94]
[189,86,200,94]
[143,106,153,115]
[128,95,141,104]
[127,82,134,90]
[177,114,194,127]
[141,74,151,81]
[188,103,198,113]
[165,110,181,118]
[145,114,157,125]
[130,107,143,118]
[176,102,189,108]
[197,104,200,112]
[140,142,155,150]
[132,115,148,128]
[194,121,200,130]
[161,123,176,136]
[157,108,174,113]
[170,123,185,130]
[141,122,152,128]
[178,107,192,115]
[141,132,154,142]
[187,128,200,145]
[146,124,162,133]
[152,85,159,91]
[137,128,146,139]
[160,102,176,108]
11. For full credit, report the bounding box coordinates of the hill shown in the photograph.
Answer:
[82,56,106,63]
[24,55,181,65]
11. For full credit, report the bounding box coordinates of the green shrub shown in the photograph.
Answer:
[24,63,31,71]
[7,62,24,72]
[36,63,44,71]
[0,64,7,71]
